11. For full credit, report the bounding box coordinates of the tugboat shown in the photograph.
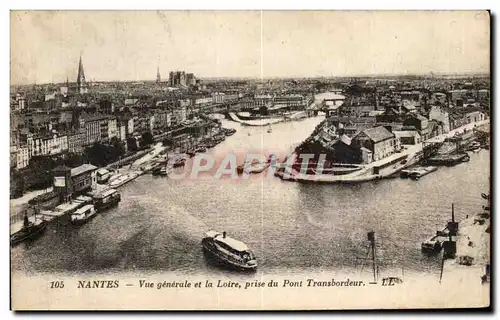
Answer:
[70,204,97,226]
[10,209,48,247]
[421,236,443,253]
[202,231,257,271]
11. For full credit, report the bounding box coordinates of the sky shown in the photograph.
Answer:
[10,10,490,84]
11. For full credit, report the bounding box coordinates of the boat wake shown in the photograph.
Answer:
[301,210,326,229]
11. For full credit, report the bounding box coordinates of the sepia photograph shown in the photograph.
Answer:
[9,10,491,310]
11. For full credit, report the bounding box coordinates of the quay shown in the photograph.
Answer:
[275,120,489,184]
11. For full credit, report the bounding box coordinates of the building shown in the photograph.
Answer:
[172,106,187,124]
[212,92,225,104]
[153,109,172,132]
[27,133,69,157]
[393,130,421,145]
[16,146,30,169]
[274,94,305,108]
[186,73,195,86]
[352,126,396,162]
[169,71,187,87]
[67,130,86,153]
[326,116,377,137]
[79,113,116,145]
[107,117,119,140]
[465,110,486,123]
[429,105,451,133]
[52,164,97,202]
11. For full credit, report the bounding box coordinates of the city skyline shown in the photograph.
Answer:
[10,10,490,85]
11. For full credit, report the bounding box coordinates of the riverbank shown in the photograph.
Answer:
[276,120,489,184]
[442,205,490,285]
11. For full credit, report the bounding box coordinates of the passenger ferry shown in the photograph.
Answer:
[70,204,97,225]
[93,189,121,212]
[202,231,257,271]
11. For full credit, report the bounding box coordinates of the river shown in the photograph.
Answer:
[11,93,490,280]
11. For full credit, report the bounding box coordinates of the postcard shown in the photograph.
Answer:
[10,10,490,310]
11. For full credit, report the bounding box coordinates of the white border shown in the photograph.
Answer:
[2,1,498,318]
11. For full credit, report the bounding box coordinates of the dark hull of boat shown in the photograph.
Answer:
[70,212,98,226]
[173,162,185,168]
[202,246,257,272]
[10,222,48,247]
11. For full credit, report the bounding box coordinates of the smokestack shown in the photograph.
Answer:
[223,231,226,238]
[452,203,455,223]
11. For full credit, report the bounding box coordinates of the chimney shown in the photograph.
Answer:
[222,231,226,238]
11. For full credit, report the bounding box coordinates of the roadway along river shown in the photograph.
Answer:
[11,114,490,279]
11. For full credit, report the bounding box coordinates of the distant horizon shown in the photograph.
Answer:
[11,11,490,85]
[10,71,491,87]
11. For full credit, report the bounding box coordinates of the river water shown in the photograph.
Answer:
[11,93,490,279]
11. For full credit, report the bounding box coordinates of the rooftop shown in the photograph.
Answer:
[70,164,97,177]
[360,126,394,143]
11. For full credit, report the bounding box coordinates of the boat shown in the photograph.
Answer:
[421,236,443,253]
[224,128,236,136]
[202,231,257,271]
[267,125,272,133]
[10,210,48,247]
[466,141,482,152]
[93,188,121,212]
[408,166,438,180]
[70,204,97,226]
[195,146,207,154]
[173,157,186,168]
[153,166,171,176]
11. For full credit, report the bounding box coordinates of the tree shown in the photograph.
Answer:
[141,131,154,147]
[127,137,138,152]
[110,137,126,159]
[23,156,57,191]
[64,152,84,167]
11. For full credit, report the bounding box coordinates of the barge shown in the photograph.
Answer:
[93,189,121,212]
[400,166,438,180]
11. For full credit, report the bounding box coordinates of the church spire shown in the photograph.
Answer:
[156,65,161,84]
[76,55,88,94]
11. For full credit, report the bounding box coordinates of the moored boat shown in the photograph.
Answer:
[173,157,186,168]
[202,231,257,271]
[152,165,171,176]
[10,211,48,247]
[421,236,442,253]
[195,146,207,154]
[408,166,438,180]
[70,204,97,225]
[93,188,121,212]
